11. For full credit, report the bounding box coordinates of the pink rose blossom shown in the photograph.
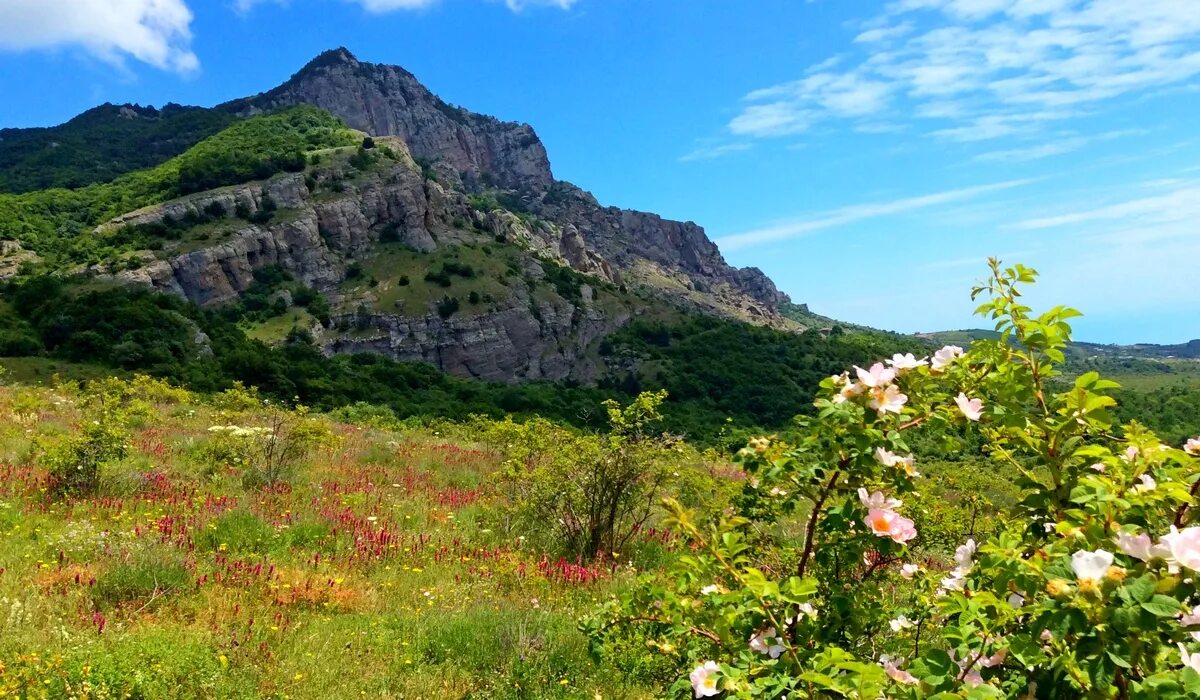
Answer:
[748,627,785,659]
[869,385,908,415]
[833,381,863,404]
[1180,644,1200,674]
[865,508,917,544]
[875,447,919,476]
[1115,531,1170,562]
[1181,606,1200,641]
[1162,526,1200,572]
[859,488,902,510]
[1187,438,1200,456]
[880,656,918,685]
[856,362,896,388]
[955,393,984,421]
[899,563,919,579]
[931,345,964,371]
[887,353,927,371]
[689,661,721,698]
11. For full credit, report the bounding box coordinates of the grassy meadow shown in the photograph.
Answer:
[0,374,706,699]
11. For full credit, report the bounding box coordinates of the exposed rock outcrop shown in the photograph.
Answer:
[223,48,553,192]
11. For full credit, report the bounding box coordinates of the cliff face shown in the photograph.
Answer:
[220,49,786,311]
[223,48,553,192]
[92,49,793,382]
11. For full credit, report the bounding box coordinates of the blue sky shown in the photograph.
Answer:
[1,0,1198,344]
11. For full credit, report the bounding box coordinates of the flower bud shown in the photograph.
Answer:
[1104,566,1126,584]
[1077,577,1101,599]
[1045,578,1072,599]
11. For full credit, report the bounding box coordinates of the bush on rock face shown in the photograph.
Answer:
[586,260,1200,699]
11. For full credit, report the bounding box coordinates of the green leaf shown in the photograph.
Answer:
[1140,595,1181,617]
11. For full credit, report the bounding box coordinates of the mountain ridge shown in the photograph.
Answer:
[0,48,790,384]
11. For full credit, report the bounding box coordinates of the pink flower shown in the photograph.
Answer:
[955,393,984,421]
[748,627,786,659]
[979,648,1007,668]
[1187,438,1200,456]
[1115,531,1170,562]
[869,385,908,415]
[880,656,918,685]
[1123,445,1140,462]
[856,362,897,388]
[1089,462,1106,473]
[1132,474,1157,494]
[1162,526,1200,572]
[875,447,918,476]
[1040,629,1054,642]
[931,345,964,371]
[887,353,927,371]
[1181,606,1200,641]
[1180,644,1200,674]
[859,488,902,510]
[865,508,917,544]
[689,661,721,698]
[899,563,919,579]
[833,381,863,404]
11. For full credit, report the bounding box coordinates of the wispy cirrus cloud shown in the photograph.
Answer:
[716,178,1032,251]
[974,128,1146,162]
[730,1,1200,144]
[678,142,752,162]
[1016,181,1200,230]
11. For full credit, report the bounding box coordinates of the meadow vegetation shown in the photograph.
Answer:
[1,262,1192,698]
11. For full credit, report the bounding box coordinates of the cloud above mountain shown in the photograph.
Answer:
[0,0,198,73]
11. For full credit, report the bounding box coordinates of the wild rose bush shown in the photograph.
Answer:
[586,261,1200,699]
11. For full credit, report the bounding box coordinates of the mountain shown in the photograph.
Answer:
[0,48,790,385]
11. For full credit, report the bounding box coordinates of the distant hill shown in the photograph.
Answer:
[919,329,1200,360]
[0,104,237,193]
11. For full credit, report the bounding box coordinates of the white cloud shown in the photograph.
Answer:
[1016,182,1200,229]
[678,142,752,162]
[715,178,1032,251]
[0,0,198,73]
[974,127,1144,161]
[731,1,1200,142]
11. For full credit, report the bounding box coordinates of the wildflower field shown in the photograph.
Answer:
[3,263,1199,699]
[0,377,703,699]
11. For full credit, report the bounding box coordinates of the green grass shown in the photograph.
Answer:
[245,308,317,344]
[0,380,666,699]
[344,243,522,317]
[1,356,130,384]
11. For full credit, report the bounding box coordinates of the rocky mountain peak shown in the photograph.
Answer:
[222,49,554,192]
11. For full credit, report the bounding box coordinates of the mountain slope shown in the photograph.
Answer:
[0,103,237,194]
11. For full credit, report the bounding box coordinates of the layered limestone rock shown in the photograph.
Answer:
[326,284,630,383]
